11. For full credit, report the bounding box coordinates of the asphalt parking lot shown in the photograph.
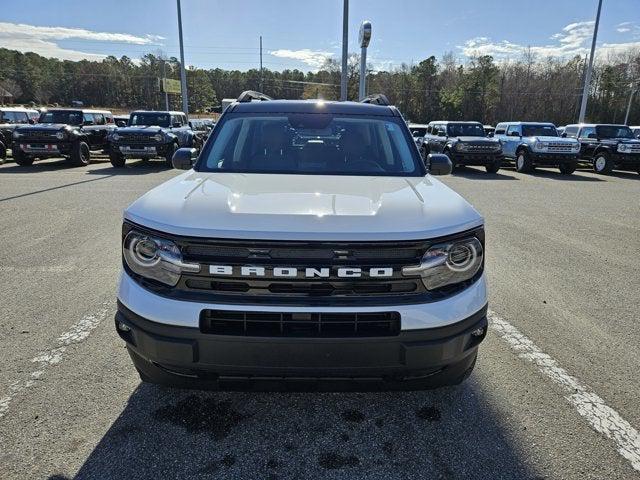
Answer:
[0,157,639,479]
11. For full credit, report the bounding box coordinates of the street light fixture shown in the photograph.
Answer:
[358,21,372,101]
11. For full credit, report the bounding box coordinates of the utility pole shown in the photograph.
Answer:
[259,36,264,92]
[624,83,637,125]
[578,0,603,123]
[358,21,372,101]
[161,59,169,110]
[176,0,189,116]
[340,0,349,101]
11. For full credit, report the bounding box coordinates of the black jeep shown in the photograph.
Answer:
[564,124,640,175]
[424,121,503,173]
[0,107,39,164]
[108,111,202,168]
[12,109,115,166]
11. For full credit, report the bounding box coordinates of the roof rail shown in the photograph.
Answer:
[360,94,390,106]
[237,90,273,103]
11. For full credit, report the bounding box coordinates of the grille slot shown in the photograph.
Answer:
[200,310,401,337]
[119,134,157,143]
[23,131,57,140]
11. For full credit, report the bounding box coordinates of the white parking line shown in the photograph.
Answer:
[0,304,110,420]
[488,309,640,472]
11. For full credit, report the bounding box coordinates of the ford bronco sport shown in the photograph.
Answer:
[115,92,488,391]
[12,108,115,166]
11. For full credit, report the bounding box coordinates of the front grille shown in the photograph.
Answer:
[464,144,498,151]
[22,130,58,140]
[547,143,574,152]
[177,239,428,299]
[200,309,400,337]
[119,134,156,143]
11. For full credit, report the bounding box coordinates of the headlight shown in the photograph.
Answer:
[455,143,469,152]
[492,142,502,151]
[618,144,628,153]
[55,131,66,140]
[535,141,549,150]
[12,131,21,139]
[402,236,483,290]
[112,133,120,142]
[571,142,580,151]
[123,230,200,286]
[153,133,164,142]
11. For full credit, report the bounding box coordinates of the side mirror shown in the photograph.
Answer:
[561,132,567,138]
[172,122,182,128]
[487,132,494,137]
[427,153,452,176]
[508,131,520,137]
[587,133,597,139]
[437,130,446,137]
[172,147,198,170]
[28,118,36,125]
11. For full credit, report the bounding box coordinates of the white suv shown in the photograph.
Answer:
[115,92,488,391]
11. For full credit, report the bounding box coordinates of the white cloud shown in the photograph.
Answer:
[0,22,164,61]
[459,20,640,61]
[269,49,334,70]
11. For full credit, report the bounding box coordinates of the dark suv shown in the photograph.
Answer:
[0,107,39,164]
[424,121,502,173]
[108,111,201,168]
[12,108,115,166]
[564,124,640,175]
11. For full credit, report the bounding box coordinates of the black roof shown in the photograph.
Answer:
[564,123,630,128]
[428,120,483,125]
[227,99,400,116]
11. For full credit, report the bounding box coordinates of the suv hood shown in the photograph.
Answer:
[530,135,574,143]
[16,123,73,132]
[455,136,498,143]
[125,172,483,241]
[116,126,165,133]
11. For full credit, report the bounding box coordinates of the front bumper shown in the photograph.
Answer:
[18,141,72,156]
[116,301,487,390]
[610,152,640,167]
[529,152,578,165]
[116,271,488,389]
[114,143,171,157]
[450,152,502,166]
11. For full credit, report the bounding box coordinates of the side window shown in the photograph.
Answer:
[579,127,595,139]
[93,114,106,125]
[82,113,95,125]
[564,126,578,138]
[506,125,520,136]
[182,115,188,126]
[171,115,182,127]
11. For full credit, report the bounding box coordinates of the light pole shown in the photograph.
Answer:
[176,0,189,116]
[358,21,372,101]
[624,83,637,125]
[578,0,603,123]
[340,0,349,101]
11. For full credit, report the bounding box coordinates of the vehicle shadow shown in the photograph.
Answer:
[452,166,518,180]
[0,158,82,173]
[86,159,173,176]
[530,168,605,182]
[52,379,538,480]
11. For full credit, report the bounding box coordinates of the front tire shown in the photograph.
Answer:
[559,162,576,175]
[70,141,90,166]
[164,142,177,168]
[515,149,534,173]
[13,148,33,166]
[109,151,126,168]
[0,142,6,165]
[485,159,501,174]
[593,152,613,174]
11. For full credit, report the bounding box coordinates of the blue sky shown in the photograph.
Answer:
[1,0,639,71]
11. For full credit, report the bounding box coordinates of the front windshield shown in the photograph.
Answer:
[198,113,423,176]
[39,110,82,125]
[447,123,485,137]
[129,113,170,127]
[0,111,28,124]
[596,125,634,139]
[411,127,427,137]
[522,125,558,137]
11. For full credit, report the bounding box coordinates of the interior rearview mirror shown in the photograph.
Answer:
[426,153,452,176]
[172,147,198,170]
